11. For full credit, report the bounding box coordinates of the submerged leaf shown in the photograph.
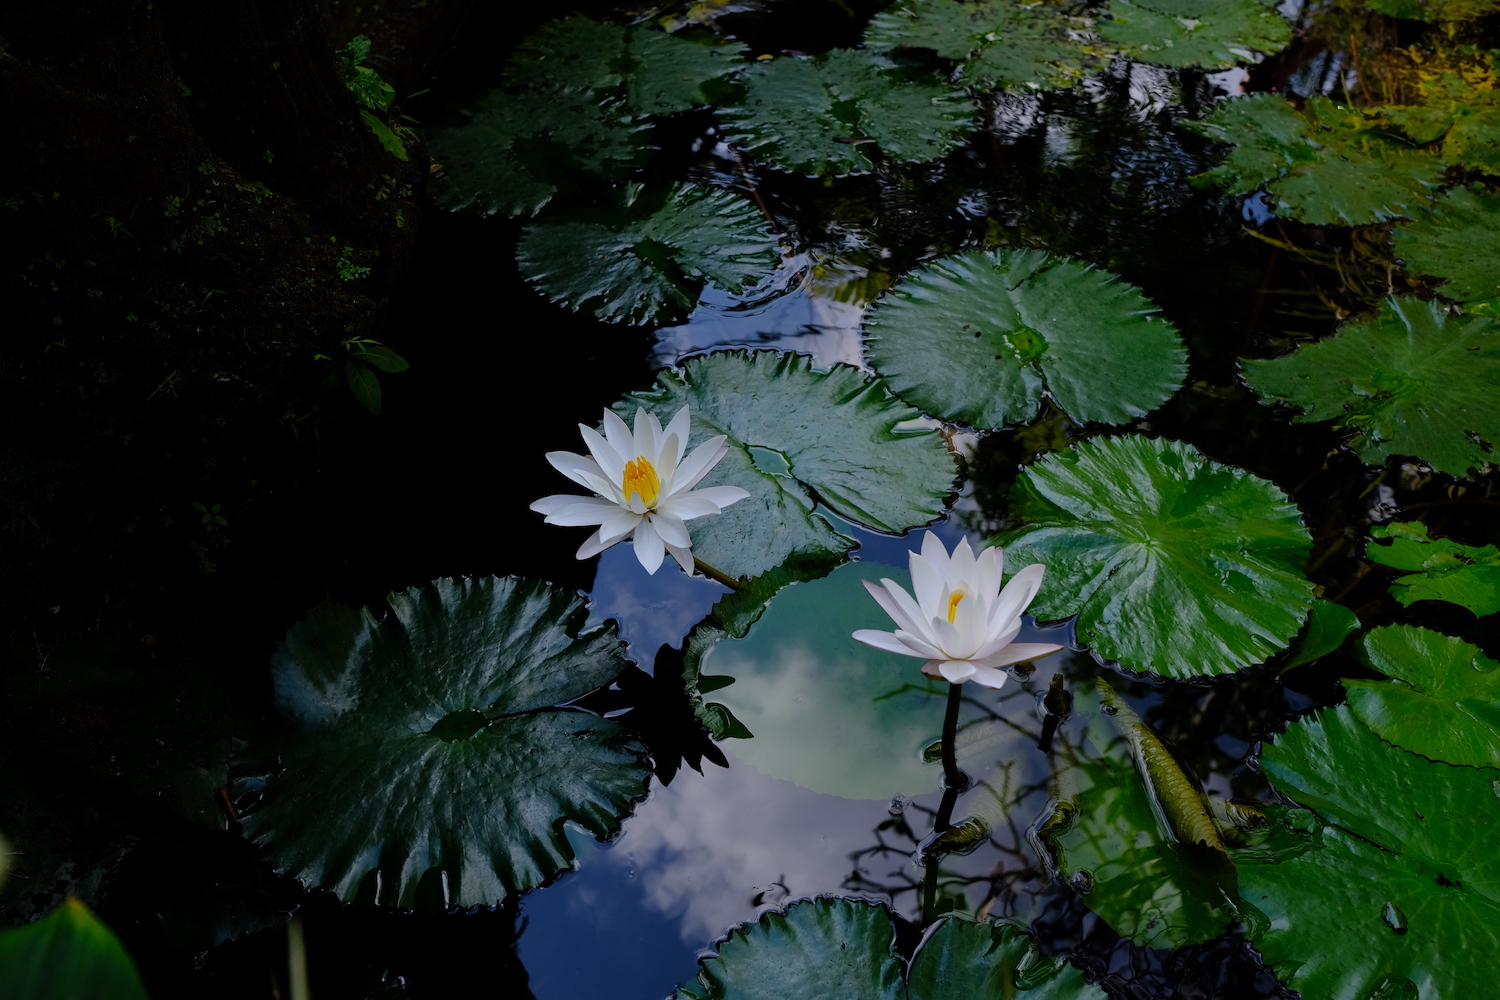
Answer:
[1367,521,1500,616]
[996,436,1313,677]
[1347,624,1500,768]
[1100,0,1290,70]
[1393,185,1500,304]
[232,577,650,908]
[616,351,956,581]
[0,899,150,1000]
[1242,705,1500,1000]
[1243,297,1500,479]
[516,183,779,325]
[864,0,1106,91]
[1187,95,1442,226]
[719,49,976,176]
[863,249,1187,428]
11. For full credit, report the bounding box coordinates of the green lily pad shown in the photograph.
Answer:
[718,49,976,176]
[1346,624,1500,768]
[1242,296,1500,480]
[863,249,1188,428]
[1241,705,1500,1000]
[231,576,650,909]
[516,183,779,325]
[863,0,1106,91]
[1187,95,1442,226]
[0,899,150,1000]
[617,351,957,582]
[1393,186,1500,304]
[1100,0,1291,70]
[675,898,1105,1000]
[996,435,1314,678]
[1280,598,1361,671]
[1368,521,1500,616]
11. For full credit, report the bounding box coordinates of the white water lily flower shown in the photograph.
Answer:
[530,405,750,575]
[852,531,1064,688]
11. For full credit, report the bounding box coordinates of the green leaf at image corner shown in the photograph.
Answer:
[617,351,957,582]
[1367,520,1500,616]
[996,435,1314,678]
[231,576,650,909]
[517,183,779,326]
[1242,297,1500,480]
[1187,95,1442,226]
[0,899,150,1000]
[1241,705,1500,1000]
[1346,624,1500,768]
[1280,598,1360,672]
[1101,0,1291,70]
[1393,185,1500,304]
[863,248,1187,429]
[863,0,1107,92]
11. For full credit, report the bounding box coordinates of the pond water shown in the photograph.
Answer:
[6,0,1500,998]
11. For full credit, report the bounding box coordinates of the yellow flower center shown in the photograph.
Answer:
[622,456,661,508]
[947,591,965,624]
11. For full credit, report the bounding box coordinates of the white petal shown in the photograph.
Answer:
[672,437,731,493]
[576,469,622,504]
[972,622,1024,660]
[659,405,691,465]
[602,409,637,465]
[541,498,623,526]
[950,536,979,585]
[647,510,693,549]
[864,579,925,637]
[930,615,964,657]
[965,665,1010,689]
[976,643,1065,669]
[632,519,666,574]
[948,594,984,658]
[625,492,650,515]
[892,629,945,660]
[576,528,614,560]
[909,550,943,619]
[919,531,950,576]
[633,407,657,464]
[852,629,930,659]
[937,659,976,683]
[597,509,643,545]
[667,542,696,574]
[683,485,749,510]
[545,451,606,490]
[976,543,1002,603]
[990,563,1047,630]
[580,424,626,484]
[530,493,587,515]
[658,494,725,521]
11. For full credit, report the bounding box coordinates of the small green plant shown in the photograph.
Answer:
[317,336,409,414]
[336,246,371,281]
[339,36,415,162]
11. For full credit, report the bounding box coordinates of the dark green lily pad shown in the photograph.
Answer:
[864,0,1106,91]
[996,436,1313,677]
[1346,624,1500,768]
[516,183,779,325]
[863,249,1187,428]
[907,916,1107,999]
[1243,296,1500,479]
[1393,186,1500,304]
[1187,95,1442,226]
[719,49,976,176]
[0,899,149,1000]
[1280,598,1360,671]
[617,351,957,582]
[1241,705,1500,1000]
[1368,521,1500,616]
[232,576,650,909]
[1101,0,1291,70]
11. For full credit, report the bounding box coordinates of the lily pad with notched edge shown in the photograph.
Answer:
[1240,705,1500,1000]
[863,249,1187,428]
[996,435,1313,678]
[517,183,779,325]
[1279,598,1360,671]
[1101,0,1291,70]
[1346,624,1500,768]
[674,897,1105,1000]
[616,350,957,582]
[0,899,150,1000]
[1393,186,1500,304]
[719,49,976,176]
[863,0,1107,91]
[1186,95,1443,226]
[1243,296,1500,480]
[231,576,650,909]
[1367,521,1500,616]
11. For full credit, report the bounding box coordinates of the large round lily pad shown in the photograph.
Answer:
[1243,296,1500,479]
[1241,705,1500,1000]
[1394,185,1500,303]
[863,249,1187,428]
[996,436,1313,677]
[617,350,957,582]
[232,576,651,909]
[1346,624,1500,768]
[1101,0,1291,70]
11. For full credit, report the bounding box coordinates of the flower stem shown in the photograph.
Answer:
[693,557,740,591]
[933,682,966,831]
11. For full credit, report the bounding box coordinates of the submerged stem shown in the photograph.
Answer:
[933,682,965,831]
[693,557,740,591]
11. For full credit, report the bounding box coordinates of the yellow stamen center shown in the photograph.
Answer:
[947,591,965,624]
[622,456,661,508]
